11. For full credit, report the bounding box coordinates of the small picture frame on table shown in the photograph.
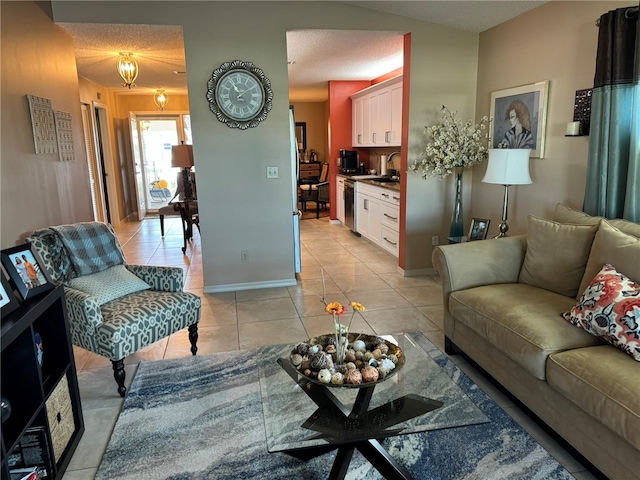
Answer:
[1,243,54,300]
[0,270,20,317]
[469,218,490,241]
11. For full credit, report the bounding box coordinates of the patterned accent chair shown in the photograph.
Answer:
[26,222,200,397]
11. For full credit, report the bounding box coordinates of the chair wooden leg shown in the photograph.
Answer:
[189,323,198,355]
[160,215,165,236]
[112,359,126,397]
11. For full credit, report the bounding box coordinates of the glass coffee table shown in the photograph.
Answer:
[258,332,488,480]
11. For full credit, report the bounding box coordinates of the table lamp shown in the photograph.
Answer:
[171,143,194,200]
[482,149,532,238]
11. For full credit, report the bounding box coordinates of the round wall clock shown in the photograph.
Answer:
[206,60,273,129]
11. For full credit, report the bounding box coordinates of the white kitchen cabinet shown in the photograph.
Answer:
[337,176,345,224]
[355,182,400,257]
[351,76,402,148]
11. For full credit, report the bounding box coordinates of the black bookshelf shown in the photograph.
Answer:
[1,286,84,480]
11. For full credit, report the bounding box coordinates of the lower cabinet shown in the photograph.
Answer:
[1,286,84,480]
[356,183,400,257]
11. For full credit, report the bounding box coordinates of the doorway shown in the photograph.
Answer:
[129,114,191,216]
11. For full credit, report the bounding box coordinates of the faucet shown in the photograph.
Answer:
[387,151,401,176]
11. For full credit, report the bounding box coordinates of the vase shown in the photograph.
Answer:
[449,168,464,237]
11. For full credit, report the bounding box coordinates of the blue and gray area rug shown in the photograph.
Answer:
[95,332,574,480]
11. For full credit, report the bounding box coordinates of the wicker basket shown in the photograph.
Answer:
[45,374,75,462]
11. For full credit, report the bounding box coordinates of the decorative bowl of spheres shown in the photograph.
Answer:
[288,333,405,388]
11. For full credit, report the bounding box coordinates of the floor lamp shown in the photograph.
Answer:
[171,144,194,201]
[482,149,532,238]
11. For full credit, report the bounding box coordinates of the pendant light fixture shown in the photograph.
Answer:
[153,89,169,110]
[116,53,138,89]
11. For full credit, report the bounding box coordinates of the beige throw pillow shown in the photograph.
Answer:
[519,215,598,298]
[553,203,640,238]
[577,219,640,297]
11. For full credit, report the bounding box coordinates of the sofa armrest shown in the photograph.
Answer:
[432,236,527,337]
[126,265,184,292]
[63,286,103,352]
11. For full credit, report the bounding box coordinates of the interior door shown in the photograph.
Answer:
[129,114,146,221]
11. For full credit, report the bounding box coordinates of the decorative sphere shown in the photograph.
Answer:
[296,343,310,356]
[377,366,388,379]
[346,362,356,370]
[372,349,382,359]
[309,345,320,355]
[344,369,362,384]
[309,352,328,371]
[344,353,356,363]
[363,351,373,362]
[317,369,332,384]
[331,372,344,385]
[388,354,398,364]
[353,340,366,352]
[355,351,364,360]
[291,353,303,366]
[325,344,336,354]
[361,365,379,383]
[368,359,378,368]
[377,343,389,355]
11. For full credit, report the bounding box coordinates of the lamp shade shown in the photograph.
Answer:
[171,144,194,168]
[482,149,532,185]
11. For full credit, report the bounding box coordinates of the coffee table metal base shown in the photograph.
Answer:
[278,358,443,479]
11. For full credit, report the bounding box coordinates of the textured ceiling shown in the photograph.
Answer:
[56,1,547,101]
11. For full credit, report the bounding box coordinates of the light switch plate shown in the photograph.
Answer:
[266,166,278,178]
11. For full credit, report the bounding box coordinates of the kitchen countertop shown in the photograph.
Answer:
[338,174,401,192]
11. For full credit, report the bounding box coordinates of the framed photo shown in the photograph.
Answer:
[490,81,549,158]
[0,270,20,317]
[0,244,54,300]
[469,218,490,241]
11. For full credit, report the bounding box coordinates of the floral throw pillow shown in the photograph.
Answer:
[562,264,640,361]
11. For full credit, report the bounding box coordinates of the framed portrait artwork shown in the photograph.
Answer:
[469,218,490,241]
[490,81,549,158]
[0,270,20,317]
[0,244,54,300]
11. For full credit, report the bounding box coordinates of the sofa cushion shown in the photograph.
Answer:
[547,345,640,450]
[66,265,151,306]
[518,215,598,298]
[577,219,640,297]
[553,203,640,238]
[564,264,640,361]
[449,283,601,380]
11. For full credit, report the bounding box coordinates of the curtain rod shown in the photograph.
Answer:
[596,6,639,26]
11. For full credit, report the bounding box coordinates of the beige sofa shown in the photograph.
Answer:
[432,204,640,480]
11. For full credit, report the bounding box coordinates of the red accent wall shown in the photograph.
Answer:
[327,80,372,220]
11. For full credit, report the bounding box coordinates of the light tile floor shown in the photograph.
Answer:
[62,216,597,480]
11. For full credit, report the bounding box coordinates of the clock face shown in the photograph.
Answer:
[207,60,273,129]
[216,70,265,121]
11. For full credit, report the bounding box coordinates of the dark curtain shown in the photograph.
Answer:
[584,4,639,222]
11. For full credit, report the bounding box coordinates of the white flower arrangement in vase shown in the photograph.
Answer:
[408,105,490,180]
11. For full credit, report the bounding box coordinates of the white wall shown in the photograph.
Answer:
[471,1,630,236]
[1,2,93,247]
[51,1,479,287]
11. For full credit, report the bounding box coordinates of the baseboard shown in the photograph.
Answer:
[203,278,297,293]
[398,266,438,277]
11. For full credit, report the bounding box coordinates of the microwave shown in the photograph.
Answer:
[340,149,358,173]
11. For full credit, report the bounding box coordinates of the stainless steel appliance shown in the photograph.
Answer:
[340,150,358,173]
[344,179,358,234]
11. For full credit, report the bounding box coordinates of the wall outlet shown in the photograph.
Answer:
[241,250,249,263]
[266,166,278,178]
[431,235,439,246]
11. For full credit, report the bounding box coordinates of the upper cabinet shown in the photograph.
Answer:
[351,76,402,148]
